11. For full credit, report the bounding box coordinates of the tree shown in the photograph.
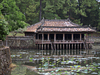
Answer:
[1,0,28,31]
[77,0,98,26]
[15,0,100,30]
[0,15,8,41]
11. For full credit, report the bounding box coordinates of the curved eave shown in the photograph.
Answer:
[37,31,96,33]
[24,31,35,33]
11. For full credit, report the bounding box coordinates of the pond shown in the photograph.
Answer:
[11,44,100,75]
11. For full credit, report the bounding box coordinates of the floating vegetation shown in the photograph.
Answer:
[28,57,99,75]
[11,48,100,75]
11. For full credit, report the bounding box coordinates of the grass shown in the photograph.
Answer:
[8,32,25,36]
[11,65,27,75]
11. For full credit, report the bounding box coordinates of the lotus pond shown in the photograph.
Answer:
[11,44,100,75]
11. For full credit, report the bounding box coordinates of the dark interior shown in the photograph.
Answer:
[56,34,63,40]
[65,34,71,40]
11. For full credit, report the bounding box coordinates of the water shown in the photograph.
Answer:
[11,44,100,75]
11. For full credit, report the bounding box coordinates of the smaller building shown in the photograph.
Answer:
[24,19,96,50]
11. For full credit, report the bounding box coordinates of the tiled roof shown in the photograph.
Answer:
[43,20,79,27]
[25,22,42,32]
[25,19,96,33]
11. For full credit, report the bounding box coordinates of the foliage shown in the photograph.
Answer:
[0,0,28,31]
[14,0,100,30]
[1,0,100,37]
[0,14,8,41]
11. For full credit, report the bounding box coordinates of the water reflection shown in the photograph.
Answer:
[11,44,100,75]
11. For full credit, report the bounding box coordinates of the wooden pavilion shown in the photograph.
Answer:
[24,18,96,50]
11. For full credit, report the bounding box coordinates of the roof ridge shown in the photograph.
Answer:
[36,18,45,31]
[27,21,42,28]
[44,19,68,21]
[43,18,81,26]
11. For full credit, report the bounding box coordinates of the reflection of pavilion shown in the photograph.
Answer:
[24,19,96,50]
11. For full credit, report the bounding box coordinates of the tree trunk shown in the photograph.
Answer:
[39,0,42,21]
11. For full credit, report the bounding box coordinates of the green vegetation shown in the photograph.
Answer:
[0,0,28,40]
[8,32,25,36]
[0,0,28,31]
[0,15,8,41]
[1,0,100,39]
[11,65,27,75]
[29,57,99,75]
[15,0,100,30]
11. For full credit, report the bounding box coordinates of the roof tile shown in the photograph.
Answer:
[25,19,96,33]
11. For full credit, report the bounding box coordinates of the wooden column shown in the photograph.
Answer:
[48,34,49,50]
[60,44,62,50]
[57,44,59,50]
[54,33,56,42]
[66,44,68,54]
[63,34,65,50]
[48,34,49,41]
[60,49,61,55]
[48,44,49,50]
[79,49,81,55]
[72,44,73,55]
[84,34,86,40]
[44,44,46,50]
[42,33,44,50]
[63,49,64,55]
[80,44,81,49]
[69,44,70,55]
[66,49,68,55]
[72,49,73,55]
[54,44,56,55]
[77,44,79,49]
[80,34,82,41]
[66,44,68,49]
[57,46,59,55]
[63,33,65,41]
[40,44,42,50]
[72,34,73,41]
[63,44,65,50]
[72,44,73,49]
[86,33,88,41]
[75,44,76,49]
[69,44,70,50]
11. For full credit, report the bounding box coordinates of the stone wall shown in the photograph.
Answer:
[89,33,100,43]
[3,36,36,49]
[0,46,11,75]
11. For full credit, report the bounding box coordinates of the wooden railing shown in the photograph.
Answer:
[35,40,93,44]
